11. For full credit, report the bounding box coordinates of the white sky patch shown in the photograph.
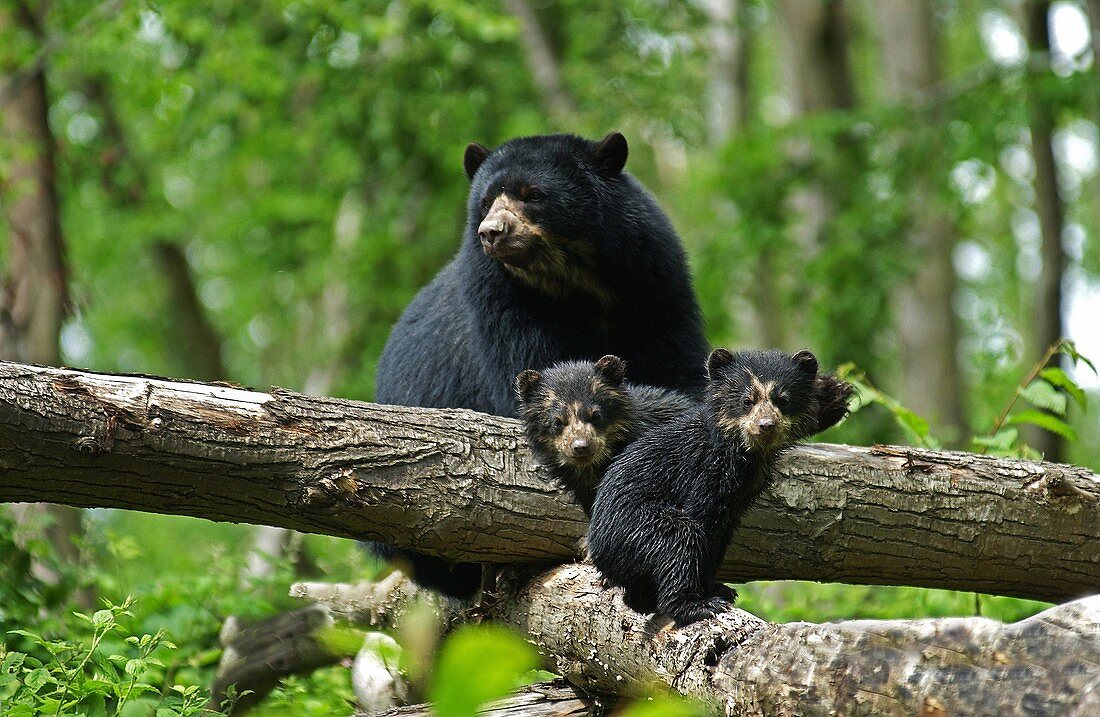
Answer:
[60,320,93,364]
[954,241,993,282]
[979,11,1026,66]
[1052,2,1090,56]
[1054,120,1099,195]
[328,31,361,68]
[999,143,1034,184]
[951,158,996,204]
[137,10,166,44]
[1065,270,1100,389]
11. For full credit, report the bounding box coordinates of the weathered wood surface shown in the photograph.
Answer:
[294,566,1100,717]
[2,361,1099,601]
[364,682,591,717]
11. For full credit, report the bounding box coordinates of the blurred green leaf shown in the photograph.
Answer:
[429,625,538,717]
[617,694,708,717]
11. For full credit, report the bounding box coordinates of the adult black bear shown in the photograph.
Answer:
[514,355,695,516]
[587,348,852,626]
[374,133,709,598]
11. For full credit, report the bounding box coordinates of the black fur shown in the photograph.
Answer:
[587,349,852,626]
[373,133,709,597]
[515,355,696,515]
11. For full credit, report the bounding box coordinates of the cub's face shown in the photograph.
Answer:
[515,356,631,468]
[460,133,630,301]
[706,348,819,451]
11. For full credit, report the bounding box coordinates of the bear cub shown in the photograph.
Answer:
[587,348,852,626]
[515,355,695,515]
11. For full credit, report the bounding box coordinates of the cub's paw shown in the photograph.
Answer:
[712,583,739,604]
[668,596,735,626]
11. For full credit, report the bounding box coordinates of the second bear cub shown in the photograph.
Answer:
[515,355,694,515]
[587,348,851,626]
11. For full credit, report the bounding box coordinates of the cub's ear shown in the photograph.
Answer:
[706,348,735,380]
[464,143,491,180]
[591,132,628,176]
[594,355,626,387]
[792,349,819,375]
[514,370,541,402]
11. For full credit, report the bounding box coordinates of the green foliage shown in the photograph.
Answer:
[839,364,940,449]
[428,624,538,717]
[973,340,1094,458]
[842,339,1094,459]
[737,582,1051,625]
[1,597,231,717]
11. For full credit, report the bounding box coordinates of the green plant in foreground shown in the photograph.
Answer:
[0,596,231,717]
[428,624,538,717]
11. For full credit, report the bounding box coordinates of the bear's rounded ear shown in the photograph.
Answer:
[464,143,491,180]
[706,348,735,380]
[592,132,628,176]
[594,355,626,386]
[514,369,541,401]
[792,349,819,375]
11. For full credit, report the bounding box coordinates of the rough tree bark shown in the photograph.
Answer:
[872,0,969,444]
[1023,1,1069,462]
[1,361,1098,603]
[293,566,1100,717]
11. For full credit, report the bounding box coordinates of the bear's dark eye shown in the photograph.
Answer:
[551,416,565,432]
[775,394,789,411]
[588,407,604,426]
[741,396,754,409]
[526,187,545,202]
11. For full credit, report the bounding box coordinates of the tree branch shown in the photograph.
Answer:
[294,565,1100,717]
[1,361,1097,602]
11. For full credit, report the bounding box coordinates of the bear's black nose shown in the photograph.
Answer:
[757,417,776,433]
[571,438,591,456]
[478,217,507,247]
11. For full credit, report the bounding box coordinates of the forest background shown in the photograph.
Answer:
[1,0,1098,714]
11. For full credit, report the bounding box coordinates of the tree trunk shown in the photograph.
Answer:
[1023,1,1068,462]
[773,0,856,351]
[2,361,1098,603]
[501,0,576,122]
[0,2,85,596]
[776,0,855,115]
[151,241,228,382]
[294,567,1100,717]
[871,0,968,444]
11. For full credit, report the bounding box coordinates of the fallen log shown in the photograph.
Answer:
[293,566,1100,717]
[1,361,1098,602]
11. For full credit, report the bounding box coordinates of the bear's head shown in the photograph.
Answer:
[462,132,629,300]
[514,355,633,469]
[705,348,824,452]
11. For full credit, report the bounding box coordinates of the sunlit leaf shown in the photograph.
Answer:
[1038,367,1087,411]
[971,427,1018,453]
[1019,380,1067,415]
[1007,410,1078,441]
